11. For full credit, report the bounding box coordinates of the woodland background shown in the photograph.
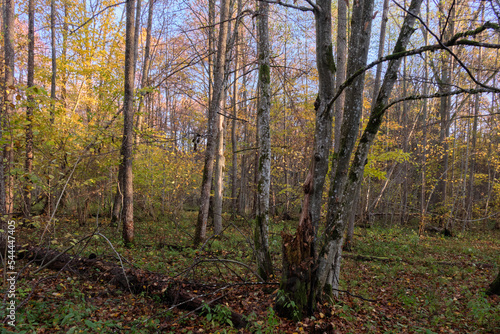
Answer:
[0,0,499,332]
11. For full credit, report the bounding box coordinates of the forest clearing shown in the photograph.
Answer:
[1,0,500,332]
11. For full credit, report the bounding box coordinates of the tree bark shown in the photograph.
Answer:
[135,0,155,142]
[317,0,376,300]
[316,0,422,304]
[24,0,35,218]
[120,0,137,246]
[345,0,389,247]
[231,0,242,218]
[486,268,500,296]
[309,0,336,234]
[432,1,455,211]
[333,0,348,157]
[50,0,56,123]
[254,0,273,280]
[213,92,226,235]
[2,0,15,216]
[277,0,336,318]
[194,0,231,246]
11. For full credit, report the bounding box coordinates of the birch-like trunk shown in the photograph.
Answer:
[213,95,225,235]
[255,0,273,279]
[316,0,423,300]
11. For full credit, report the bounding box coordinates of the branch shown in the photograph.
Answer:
[217,111,248,123]
[381,87,498,113]
[326,21,500,110]
[394,1,500,93]
[258,0,314,12]
[70,2,126,35]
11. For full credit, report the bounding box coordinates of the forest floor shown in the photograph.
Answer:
[1,211,499,333]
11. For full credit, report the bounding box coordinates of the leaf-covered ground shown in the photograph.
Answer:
[1,212,499,333]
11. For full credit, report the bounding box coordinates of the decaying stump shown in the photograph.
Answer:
[275,170,316,320]
[486,268,500,296]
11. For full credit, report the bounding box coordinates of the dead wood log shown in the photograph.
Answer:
[18,245,248,328]
[343,254,392,262]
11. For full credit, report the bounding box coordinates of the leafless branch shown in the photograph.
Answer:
[70,2,126,35]
[259,0,314,12]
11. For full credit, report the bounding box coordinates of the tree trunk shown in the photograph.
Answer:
[2,0,15,216]
[315,0,422,307]
[231,0,242,218]
[277,0,336,318]
[24,0,35,218]
[194,0,230,246]
[432,1,455,212]
[333,0,348,157]
[419,0,429,235]
[254,0,273,280]
[213,92,226,235]
[133,0,142,74]
[120,0,137,246]
[486,268,500,296]
[317,0,376,300]
[465,12,482,230]
[135,0,155,143]
[50,0,56,123]
[309,0,336,234]
[345,0,389,247]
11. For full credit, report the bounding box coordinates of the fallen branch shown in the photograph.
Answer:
[13,243,248,328]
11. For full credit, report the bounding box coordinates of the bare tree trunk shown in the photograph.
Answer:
[318,0,376,299]
[277,0,336,318]
[419,0,429,235]
[401,58,409,224]
[433,1,455,212]
[254,0,273,280]
[308,0,336,233]
[465,9,483,230]
[333,0,348,156]
[50,0,56,123]
[344,0,389,247]
[135,0,155,142]
[2,0,14,215]
[120,0,137,246]
[231,0,242,218]
[0,0,14,249]
[133,0,142,73]
[213,92,226,235]
[238,69,249,215]
[25,0,35,218]
[194,0,230,246]
[316,0,422,302]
